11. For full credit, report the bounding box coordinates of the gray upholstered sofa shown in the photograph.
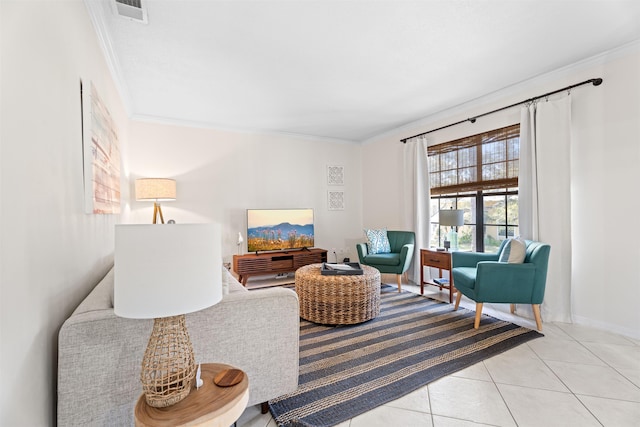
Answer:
[58,267,299,426]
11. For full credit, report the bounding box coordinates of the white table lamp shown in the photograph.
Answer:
[439,209,464,251]
[114,223,222,408]
[237,232,244,255]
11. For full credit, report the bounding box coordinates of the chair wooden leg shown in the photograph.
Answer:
[532,304,543,331]
[396,274,402,292]
[510,304,516,314]
[474,303,483,329]
[454,291,462,310]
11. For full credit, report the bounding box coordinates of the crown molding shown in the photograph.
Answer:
[131,114,360,145]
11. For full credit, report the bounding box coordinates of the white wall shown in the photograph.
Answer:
[0,1,128,425]
[126,121,364,266]
[362,42,640,338]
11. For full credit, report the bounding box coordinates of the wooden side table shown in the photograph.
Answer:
[420,249,456,303]
[134,363,249,427]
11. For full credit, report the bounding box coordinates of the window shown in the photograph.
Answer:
[428,124,520,252]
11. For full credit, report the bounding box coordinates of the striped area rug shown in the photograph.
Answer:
[268,284,542,427]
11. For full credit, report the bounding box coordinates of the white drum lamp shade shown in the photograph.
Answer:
[438,209,464,227]
[114,223,222,407]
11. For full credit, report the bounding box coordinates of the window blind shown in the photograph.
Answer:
[428,124,520,195]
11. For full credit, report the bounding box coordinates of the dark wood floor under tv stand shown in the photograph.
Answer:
[233,248,328,286]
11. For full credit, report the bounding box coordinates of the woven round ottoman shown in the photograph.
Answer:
[295,264,381,325]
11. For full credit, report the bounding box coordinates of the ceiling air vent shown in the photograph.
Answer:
[114,0,148,24]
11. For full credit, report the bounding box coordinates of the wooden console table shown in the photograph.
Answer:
[420,249,456,303]
[233,248,327,286]
[134,363,248,427]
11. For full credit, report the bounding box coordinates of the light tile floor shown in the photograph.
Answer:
[236,282,640,427]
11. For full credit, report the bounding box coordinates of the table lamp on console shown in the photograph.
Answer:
[439,208,464,251]
[135,178,176,224]
[114,223,222,408]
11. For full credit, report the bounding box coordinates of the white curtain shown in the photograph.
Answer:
[519,96,573,323]
[403,136,430,283]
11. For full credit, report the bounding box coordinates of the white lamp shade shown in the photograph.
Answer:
[439,209,464,227]
[135,178,177,201]
[114,223,222,319]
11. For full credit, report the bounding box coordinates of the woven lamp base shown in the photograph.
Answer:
[141,315,196,408]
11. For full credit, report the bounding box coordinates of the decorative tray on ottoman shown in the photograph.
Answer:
[321,262,364,275]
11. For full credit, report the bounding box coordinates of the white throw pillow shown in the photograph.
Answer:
[498,237,526,263]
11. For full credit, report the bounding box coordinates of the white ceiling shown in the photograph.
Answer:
[85,0,640,142]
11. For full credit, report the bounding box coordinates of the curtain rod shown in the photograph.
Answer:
[400,77,603,143]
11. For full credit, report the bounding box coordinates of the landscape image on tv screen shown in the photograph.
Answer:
[247,208,314,253]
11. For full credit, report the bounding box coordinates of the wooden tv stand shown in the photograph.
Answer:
[233,248,327,286]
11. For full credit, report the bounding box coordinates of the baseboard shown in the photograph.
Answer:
[572,314,640,341]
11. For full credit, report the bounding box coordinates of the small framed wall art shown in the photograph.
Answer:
[327,165,344,186]
[328,190,345,211]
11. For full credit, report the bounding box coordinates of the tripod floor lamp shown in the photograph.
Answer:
[135,178,176,224]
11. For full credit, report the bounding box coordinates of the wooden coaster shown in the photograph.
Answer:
[213,368,244,387]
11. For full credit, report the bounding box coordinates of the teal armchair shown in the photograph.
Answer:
[357,231,415,292]
[451,240,550,330]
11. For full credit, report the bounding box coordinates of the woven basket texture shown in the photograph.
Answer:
[295,264,381,325]
[141,315,196,408]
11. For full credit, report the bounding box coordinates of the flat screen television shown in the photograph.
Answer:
[247,208,314,253]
